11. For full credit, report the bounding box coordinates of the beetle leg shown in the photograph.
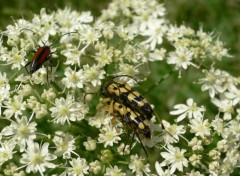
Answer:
[46,56,53,84]
[111,114,119,132]
[135,132,148,159]
[46,63,49,84]
[122,128,131,155]
[129,131,135,155]
[49,57,53,75]
[24,62,31,74]
[24,50,36,61]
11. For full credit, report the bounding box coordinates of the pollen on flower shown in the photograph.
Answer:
[18,126,30,138]
[31,154,43,164]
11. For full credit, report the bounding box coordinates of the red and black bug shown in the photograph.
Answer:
[21,29,79,82]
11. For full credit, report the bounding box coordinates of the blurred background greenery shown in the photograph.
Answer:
[0,0,240,174]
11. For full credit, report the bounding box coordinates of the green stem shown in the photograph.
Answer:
[145,70,175,93]
[9,69,22,82]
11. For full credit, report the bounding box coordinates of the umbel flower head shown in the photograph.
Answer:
[0,0,237,175]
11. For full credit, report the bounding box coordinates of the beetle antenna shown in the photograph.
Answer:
[155,112,178,141]
[49,32,80,47]
[101,75,140,96]
[20,28,37,35]
[20,28,45,45]
[112,75,140,85]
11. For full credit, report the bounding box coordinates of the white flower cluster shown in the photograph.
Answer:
[156,89,240,175]
[0,0,233,175]
[156,59,239,174]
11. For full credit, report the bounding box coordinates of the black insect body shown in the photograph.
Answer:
[103,80,153,120]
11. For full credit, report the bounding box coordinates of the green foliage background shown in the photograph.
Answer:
[0,0,240,174]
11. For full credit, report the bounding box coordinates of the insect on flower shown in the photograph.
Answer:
[21,29,79,82]
[100,97,151,157]
[102,76,154,120]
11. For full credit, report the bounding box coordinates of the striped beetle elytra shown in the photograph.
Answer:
[100,97,151,140]
[102,80,153,120]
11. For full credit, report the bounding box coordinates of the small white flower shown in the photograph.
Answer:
[0,140,16,166]
[141,19,167,50]
[225,85,240,106]
[53,131,77,159]
[31,55,58,83]
[17,84,33,97]
[95,21,115,39]
[5,46,26,70]
[227,120,240,139]
[61,46,84,66]
[170,98,205,122]
[211,98,234,120]
[188,154,202,167]
[65,157,89,176]
[0,71,10,109]
[117,63,140,84]
[236,108,240,120]
[89,160,101,175]
[104,165,126,176]
[78,11,94,23]
[88,111,112,128]
[83,137,97,151]
[95,46,113,67]
[34,103,48,119]
[209,149,221,160]
[3,95,26,119]
[186,170,204,176]
[209,161,220,175]
[117,143,130,155]
[1,115,37,152]
[116,24,135,41]
[166,25,184,42]
[26,96,48,119]
[188,137,203,151]
[189,117,211,138]
[20,142,57,176]
[162,120,186,144]
[199,68,235,98]
[160,144,188,174]
[211,115,224,136]
[122,44,138,63]
[216,139,229,152]
[167,47,195,71]
[149,48,166,61]
[41,88,56,101]
[62,67,85,89]
[155,161,174,176]
[210,39,230,60]
[225,147,239,166]
[50,94,87,124]
[129,154,150,176]
[98,125,122,148]
[30,67,54,85]
[80,27,102,44]
[2,162,23,176]
[83,64,105,87]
